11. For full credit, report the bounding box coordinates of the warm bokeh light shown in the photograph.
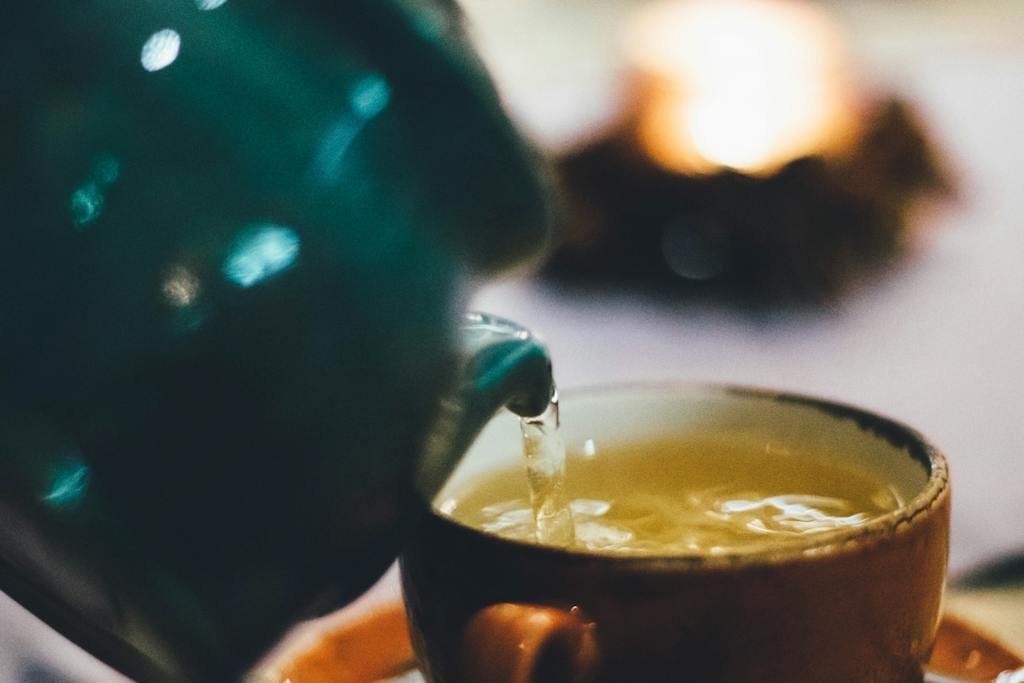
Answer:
[627,0,857,175]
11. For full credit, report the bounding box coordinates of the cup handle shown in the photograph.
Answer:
[458,603,599,683]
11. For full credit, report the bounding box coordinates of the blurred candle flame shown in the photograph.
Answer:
[628,0,856,175]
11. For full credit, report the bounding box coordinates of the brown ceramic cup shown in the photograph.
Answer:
[401,385,950,682]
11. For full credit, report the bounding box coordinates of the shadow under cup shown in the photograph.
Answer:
[401,385,950,683]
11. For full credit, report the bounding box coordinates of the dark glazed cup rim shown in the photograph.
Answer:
[430,381,950,571]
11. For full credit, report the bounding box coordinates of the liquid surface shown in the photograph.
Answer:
[438,436,905,554]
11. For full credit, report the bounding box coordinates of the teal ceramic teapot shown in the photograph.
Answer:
[0,1,554,680]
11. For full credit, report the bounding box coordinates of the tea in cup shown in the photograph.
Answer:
[401,384,950,682]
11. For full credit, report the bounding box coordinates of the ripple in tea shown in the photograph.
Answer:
[438,436,905,554]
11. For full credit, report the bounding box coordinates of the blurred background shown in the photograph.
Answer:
[463,0,1024,659]
[463,0,1023,577]
[3,0,1022,679]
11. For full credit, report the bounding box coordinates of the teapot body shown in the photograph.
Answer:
[0,1,549,679]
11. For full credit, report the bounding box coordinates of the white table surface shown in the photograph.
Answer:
[3,1,1022,680]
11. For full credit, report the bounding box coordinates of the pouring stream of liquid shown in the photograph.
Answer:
[519,391,575,546]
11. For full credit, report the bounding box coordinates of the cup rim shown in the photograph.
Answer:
[431,381,950,570]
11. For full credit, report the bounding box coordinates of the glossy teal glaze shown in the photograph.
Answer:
[0,1,551,680]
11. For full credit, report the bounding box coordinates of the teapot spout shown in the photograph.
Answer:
[415,313,554,500]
